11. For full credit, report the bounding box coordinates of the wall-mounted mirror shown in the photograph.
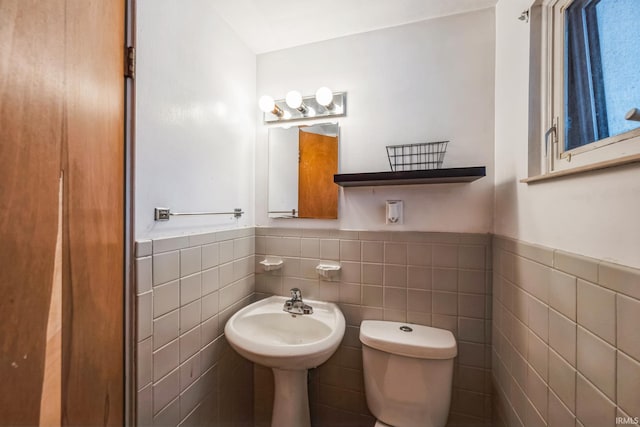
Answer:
[268,123,339,219]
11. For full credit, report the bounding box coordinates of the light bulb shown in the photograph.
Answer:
[315,87,334,107]
[285,90,303,109]
[259,95,275,113]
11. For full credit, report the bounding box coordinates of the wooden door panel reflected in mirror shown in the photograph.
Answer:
[298,129,338,219]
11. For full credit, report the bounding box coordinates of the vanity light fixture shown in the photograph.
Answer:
[259,95,284,117]
[285,90,308,113]
[315,86,335,109]
[259,88,346,123]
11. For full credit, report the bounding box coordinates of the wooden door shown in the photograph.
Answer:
[0,0,125,425]
[62,1,125,425]
[298,130,339,219]
[0,2,66,423]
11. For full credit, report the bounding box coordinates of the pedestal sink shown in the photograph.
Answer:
[224,295,345,427]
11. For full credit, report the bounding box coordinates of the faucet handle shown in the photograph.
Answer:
[283,288,313,315]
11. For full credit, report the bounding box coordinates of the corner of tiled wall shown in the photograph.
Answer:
[492,235,640,427]
[254,227,494,427]
[134,227,256,427]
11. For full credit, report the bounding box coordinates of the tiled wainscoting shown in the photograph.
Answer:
[132,227,640,427]
[135,228,256,427]
[254,228,494,427]
[492,236,640,427]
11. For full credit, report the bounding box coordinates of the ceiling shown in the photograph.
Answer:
[211,0,498,54]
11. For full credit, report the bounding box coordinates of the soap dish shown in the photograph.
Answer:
[260,257,284,271]
[316,262,341,280]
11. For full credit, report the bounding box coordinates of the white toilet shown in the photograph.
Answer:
[360,320,457,427]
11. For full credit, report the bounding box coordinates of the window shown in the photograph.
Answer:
[540,0,640,174]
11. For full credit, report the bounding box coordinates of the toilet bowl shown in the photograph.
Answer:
[360,320,457,427]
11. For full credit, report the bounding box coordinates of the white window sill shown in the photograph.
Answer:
[520,153,640,184]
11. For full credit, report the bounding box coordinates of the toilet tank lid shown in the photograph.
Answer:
[359,320,457,360]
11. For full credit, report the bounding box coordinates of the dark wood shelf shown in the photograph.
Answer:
[334,167,486,187]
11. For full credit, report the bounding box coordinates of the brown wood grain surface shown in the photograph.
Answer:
[0,1,66,424]
[298,130,339,219]
[0,0,125,425]
[61,1,125,425]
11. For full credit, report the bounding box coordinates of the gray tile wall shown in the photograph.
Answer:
[492,235,640,427]
[135,228,256,427]
[254,228,494,427]
[133,228,640,427]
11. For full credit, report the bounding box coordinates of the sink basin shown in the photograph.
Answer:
[224,295,345,427]
[225,295,345,369]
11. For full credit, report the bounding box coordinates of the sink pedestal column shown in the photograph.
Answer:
[271,368,311,427]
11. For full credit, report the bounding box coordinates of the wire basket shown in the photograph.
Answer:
[386,141,448,171]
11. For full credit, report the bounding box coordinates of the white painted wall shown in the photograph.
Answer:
[494,0,640,268]
[256,9,496,232]
[135,0,256,239]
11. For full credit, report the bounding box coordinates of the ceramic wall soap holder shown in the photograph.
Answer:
[260,256,283,272]
[316,262,341,280]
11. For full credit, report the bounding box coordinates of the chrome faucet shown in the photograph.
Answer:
[283,288,313,315]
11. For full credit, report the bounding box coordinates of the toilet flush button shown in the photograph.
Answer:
[399,326,413,332]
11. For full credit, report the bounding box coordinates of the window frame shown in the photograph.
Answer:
[540,0,640,174]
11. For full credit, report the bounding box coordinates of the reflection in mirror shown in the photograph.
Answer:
[268,123,339,219]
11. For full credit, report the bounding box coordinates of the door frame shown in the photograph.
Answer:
[124,0,136,425]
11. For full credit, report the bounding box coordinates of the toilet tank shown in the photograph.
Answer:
[360,321,457,427]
